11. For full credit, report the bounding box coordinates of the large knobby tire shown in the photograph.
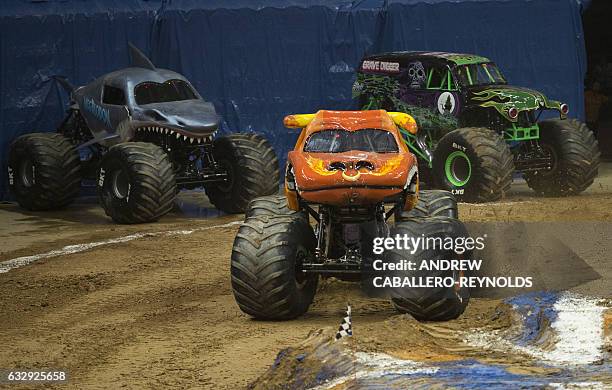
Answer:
[524,119,600,196]
[8,133,81,210]
[397,190,458,220]
[388,217,470,321]
[231,215,318,320]
[206,133,280,213]
[432,128,514,202]
[98,142,176,224]
[244,194,304,219]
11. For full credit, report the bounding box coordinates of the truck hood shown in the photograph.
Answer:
[467,85,564,122]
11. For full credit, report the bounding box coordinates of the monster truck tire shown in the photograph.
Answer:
[206,133,280,213]
[388,217,470,321]
[397,190,458,220]
[98,142,176,224]
[8,133,81,210]
[244,194,305,219]
[231,215,318,320]
[524,119,600,196]
[432,128,514,202]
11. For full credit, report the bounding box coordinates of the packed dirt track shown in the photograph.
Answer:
[1,167,612,389]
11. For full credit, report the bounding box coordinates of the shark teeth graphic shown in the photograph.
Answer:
[135,127,212,146]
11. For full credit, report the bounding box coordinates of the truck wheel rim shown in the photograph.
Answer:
[445,151,472,187]
[540,144,558,177]
[111,169,129,199]
[295,246,309,288]
[217,160,235,192]
[19,159,34,187]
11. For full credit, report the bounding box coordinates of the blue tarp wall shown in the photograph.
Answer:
[0,0,587,200]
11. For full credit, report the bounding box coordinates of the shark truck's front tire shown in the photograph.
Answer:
[231,214,318,320]
[524,119,600,196]
[8,133,81,210]
[97,142,176,224]
[205,133,280,213]
[432,128,514,203]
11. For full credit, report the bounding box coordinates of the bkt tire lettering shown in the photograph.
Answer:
[98,168,105,187]
[7,167,14,185]
[452,142,467,152]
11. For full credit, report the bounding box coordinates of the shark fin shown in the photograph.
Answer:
[52,76,74,94]
[128,42,156,70]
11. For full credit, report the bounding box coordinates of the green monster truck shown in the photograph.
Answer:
[353,51,600,202]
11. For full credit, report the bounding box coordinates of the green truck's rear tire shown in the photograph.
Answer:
[432,128,514,203]
[524,119,600,196]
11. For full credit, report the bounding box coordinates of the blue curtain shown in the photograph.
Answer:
[0,0,586,200]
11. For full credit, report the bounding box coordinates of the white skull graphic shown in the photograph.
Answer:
[407,61,426,88]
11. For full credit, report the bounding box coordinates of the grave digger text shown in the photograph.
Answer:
[371,234,533,289]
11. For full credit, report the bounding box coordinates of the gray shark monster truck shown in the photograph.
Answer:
[354,51,600,202]
[8,44,279,223]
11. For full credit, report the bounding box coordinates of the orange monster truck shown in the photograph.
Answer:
[230,110,471,321]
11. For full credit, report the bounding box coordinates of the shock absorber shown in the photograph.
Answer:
[315,207,326,259]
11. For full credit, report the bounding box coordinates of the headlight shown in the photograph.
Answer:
[508,107,519,119]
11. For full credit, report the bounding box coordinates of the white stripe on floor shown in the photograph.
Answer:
[458,200,538,207]
[0,220,242,274]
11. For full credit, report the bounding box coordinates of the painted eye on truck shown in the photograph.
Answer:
[355,161,374,171]
[328,162,347,171]
[560,103,569,115]
[508,107,519,119]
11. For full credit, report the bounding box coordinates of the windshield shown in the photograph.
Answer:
[455,63,506,87]
[134,79,198,105]
[304,128,398,153]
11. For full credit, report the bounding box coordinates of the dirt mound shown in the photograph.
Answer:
[251,299,513,389]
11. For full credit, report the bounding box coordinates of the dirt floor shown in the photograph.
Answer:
[1,164,612,389]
